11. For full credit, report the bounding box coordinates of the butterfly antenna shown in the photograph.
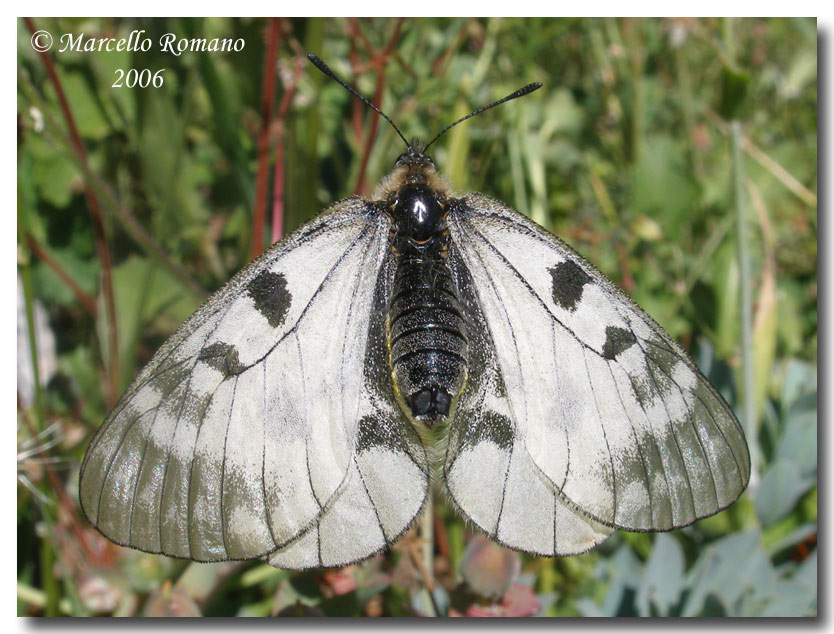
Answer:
[424,82,542,152]
[307,53,410,148]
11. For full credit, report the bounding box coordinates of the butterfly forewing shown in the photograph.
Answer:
[446,193,750,532]
[79,198,430,564]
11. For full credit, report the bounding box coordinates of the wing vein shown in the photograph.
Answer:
[156,362,203,554]
[551,320,571,491]
[581,347,618,523]
[639,344,698,520]
[261,360,278,551]
[640,340,747,486]
[494,445,514,538]
[642,351,722,508]
[464,222,605,357]
[95,366,190,530]
[339,232,378,450]
[605,360,654,526]
[219,376,240,558]
[455,226,528,435]
[216,224,376,377]
[354,456,389,543]
[186,378,226,560]
[625,371,677,524]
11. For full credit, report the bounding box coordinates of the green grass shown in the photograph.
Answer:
[17,17,817,616]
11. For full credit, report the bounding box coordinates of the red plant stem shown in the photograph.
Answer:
[432,18,473,76]
[353,69,386,196]
[270,55,304,245]
[25,235,98,316]
[351,18,406,195]
[271,138,286,245]
[349,45,364,148]
[348,17,375,56]
[24,17,119,407]
[252,18,282,259]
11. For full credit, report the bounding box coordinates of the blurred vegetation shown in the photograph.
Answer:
[17,17,816,616]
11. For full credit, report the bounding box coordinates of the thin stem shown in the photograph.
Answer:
[732,120,758,489]
[252,18,281,259]
[627,18,645,163]
[409,502,440,617]
[18,172,45,421]
[703,106,816,208]
[24,17,119,407]
[271,54,304,245]
[724,16,758,489]
[349,18,407,195]
[421,499,435,590]
[25,236,98,316]
[674,31,703,177]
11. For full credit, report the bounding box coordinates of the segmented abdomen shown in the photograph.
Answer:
[387,244,468,421]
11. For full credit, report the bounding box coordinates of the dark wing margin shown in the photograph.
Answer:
[446,193,750,533]
[80,198,426,566]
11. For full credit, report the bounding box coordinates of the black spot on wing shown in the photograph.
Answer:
[356,415,409,454]
[462,410,514,451]
[247,271,291,328]
[602,326,637,360]
[549,260,592,312]
[198,342,245,377]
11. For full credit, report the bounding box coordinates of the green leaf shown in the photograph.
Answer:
[98,255,199,389]
[775,393,817,479]
[681,530,764,616]
[21,133,82,208]
[636,534,684,616]
[781,359,816,410]
[756,460,811,525]
[54,70,110,141]
[630,135,699,242]
[793,551,817,590]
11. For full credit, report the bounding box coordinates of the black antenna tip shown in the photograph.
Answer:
[305,53,410,148]
[513,82,543,98]
[424,80,544,151]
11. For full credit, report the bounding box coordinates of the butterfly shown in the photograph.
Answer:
[79,55,750,570]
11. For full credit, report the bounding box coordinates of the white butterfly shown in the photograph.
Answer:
[79,56,750,570]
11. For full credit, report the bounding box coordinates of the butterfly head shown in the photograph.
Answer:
[394,141,434,170]
[380,142,448,245]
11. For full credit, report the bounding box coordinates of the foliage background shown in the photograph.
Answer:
[17,17,817,617]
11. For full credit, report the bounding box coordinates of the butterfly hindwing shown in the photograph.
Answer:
[443,252,614,556]
[447,193,750,532]
[79,198,430,564]
[267,258,430,569]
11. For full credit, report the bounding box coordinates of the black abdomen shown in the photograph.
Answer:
[388,241,468,422]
